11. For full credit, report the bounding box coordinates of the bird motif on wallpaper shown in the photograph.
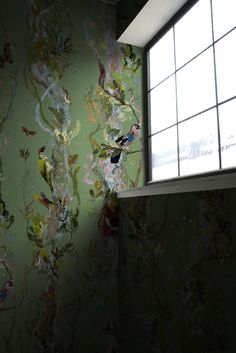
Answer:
[0,197,14,229]
[35,192,54,209]
[21,126,37,137]
[110,124,140,164]
[38,145,53,192]
[0,280,13,304]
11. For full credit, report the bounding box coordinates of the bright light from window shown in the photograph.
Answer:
[178,108,219,175]
[150,75,176,134]
[175,0,212,68]
[177,47,216,120]
[215,29,236,103]
[147,0,236,182]
[149,29,174,88]
[212,0,236,39]
[219,99,236,168]
[151,126,178,181]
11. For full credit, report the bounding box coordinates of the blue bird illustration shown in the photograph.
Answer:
[110,124,140,164]
[0,280,13,304]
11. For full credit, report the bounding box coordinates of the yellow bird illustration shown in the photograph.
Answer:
[38,145,53,192]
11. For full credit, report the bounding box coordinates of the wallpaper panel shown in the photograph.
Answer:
[119,189,236,353]
[0,1,143,352]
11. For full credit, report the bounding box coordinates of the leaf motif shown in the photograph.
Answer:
[74,166,80,175]
[48,106,64,123]
[68,154,78,166]
[95,179,103,191]
[19,148,30,161]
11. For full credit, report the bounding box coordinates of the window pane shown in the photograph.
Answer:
[177,48,216,121]
[151,127,178,181]
[219,98,236,168]
[215,29,236,103]
[149,29,175,89]
[179,108,219,176]
[175,0,212,68]
[150,76,176,134]
[212,0,236,40]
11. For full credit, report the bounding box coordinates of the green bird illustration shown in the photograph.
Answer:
[38,145,53,192]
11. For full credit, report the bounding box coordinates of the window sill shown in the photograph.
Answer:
[117,169,236,198]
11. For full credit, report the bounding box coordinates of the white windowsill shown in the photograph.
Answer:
[117,170,236,198]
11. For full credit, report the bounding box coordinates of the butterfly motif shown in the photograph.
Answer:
[21,126,37,137]
[0,42,13,69]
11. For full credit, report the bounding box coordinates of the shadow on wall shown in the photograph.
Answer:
[119,188,236,353]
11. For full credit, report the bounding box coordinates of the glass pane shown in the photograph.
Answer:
[151,127,178,181]
[177,48,216,121]
[150,76,176,134]
[149,29,175,89]
[215,29,236,103]
[212,0,236,40]
[179,108,219,176]
[175,0,212,68]
[219,98,236,168]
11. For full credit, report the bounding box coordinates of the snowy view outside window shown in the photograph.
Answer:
[148,0,236,181]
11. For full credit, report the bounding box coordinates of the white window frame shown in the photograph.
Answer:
[117,0,236,197]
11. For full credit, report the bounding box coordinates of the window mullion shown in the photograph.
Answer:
[210,0,222,169]
[173,26,180,177]
[146,50,152,182]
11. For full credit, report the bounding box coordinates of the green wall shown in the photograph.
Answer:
[119,189,236,353]
[0,1,143,352]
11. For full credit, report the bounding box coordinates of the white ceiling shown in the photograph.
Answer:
[117,0,188,47]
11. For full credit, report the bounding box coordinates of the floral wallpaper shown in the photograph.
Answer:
[0,0,142,352]
[1,1,234,353]
[119,189,236,353]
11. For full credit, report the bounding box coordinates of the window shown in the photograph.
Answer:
[146,0,236,183]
